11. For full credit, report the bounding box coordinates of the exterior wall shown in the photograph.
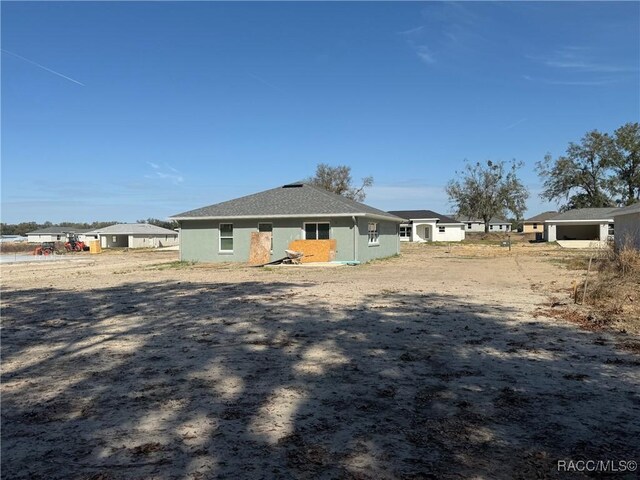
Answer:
[80,233,100,244]
[614,212,640,250]
[463,222,485,232]
[128,234,179,248]
[27,233,66,243]
[487,223,511,232]
[546,223,556,242]
[180,217,362,263]
[463,222,511,232]
[404,221,465,243]
[356,218,400,263]
[523,223,544,234]
[431,224,465,242]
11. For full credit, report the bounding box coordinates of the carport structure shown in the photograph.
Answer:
[83,223,179,249]
[545,208,616,244]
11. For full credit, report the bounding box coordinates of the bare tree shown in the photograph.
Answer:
[446,160,528,233]
[308,164,373,202]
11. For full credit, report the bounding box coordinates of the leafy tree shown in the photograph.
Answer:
[610,122,640,205]
[536,130,618,210]
[136,218,178,230]
[446,160,529,233]
[308,164,373,202]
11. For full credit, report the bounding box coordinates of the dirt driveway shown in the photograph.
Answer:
[2,244,639,479]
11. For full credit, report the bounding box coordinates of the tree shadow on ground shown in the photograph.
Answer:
[2,280,639,479]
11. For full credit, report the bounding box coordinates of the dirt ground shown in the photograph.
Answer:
[2,243,639,479]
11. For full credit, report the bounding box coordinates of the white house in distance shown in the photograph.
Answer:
[544,208,615,244]
[82,223,179,249]
[456,216,512,232]
[26,227,85,243]
[612,203,640,250]
[388,210,465,242]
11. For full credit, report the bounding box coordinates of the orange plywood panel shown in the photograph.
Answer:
[249,232,272,265]
[287,239,336,263]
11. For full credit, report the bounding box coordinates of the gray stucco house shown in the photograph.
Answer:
[171,182,403,263]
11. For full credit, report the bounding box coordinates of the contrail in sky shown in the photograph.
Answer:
[1,49,85,86]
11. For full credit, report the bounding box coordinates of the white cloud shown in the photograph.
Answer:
[415,45,435,64]
[145,162,184,184]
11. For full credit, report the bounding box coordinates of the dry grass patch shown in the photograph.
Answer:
[578,242,640,334]
[0,242,41,253]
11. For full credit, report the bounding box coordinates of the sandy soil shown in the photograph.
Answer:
[2,244,639,479]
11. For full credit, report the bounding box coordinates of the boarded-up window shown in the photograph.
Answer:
[258,223,273,250]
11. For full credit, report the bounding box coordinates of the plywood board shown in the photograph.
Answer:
[249,232,272,265]
[288,239,337,263]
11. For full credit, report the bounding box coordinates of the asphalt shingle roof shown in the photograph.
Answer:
[524,211,558,222]
[547,208,617,221]
[85,224,178,235]
[387,210,460,224]
[26,227,89,235]
[172,183,404,222]
[612,203,640,216]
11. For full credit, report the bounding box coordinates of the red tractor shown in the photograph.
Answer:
[34,242,56,256]
[65,234,88,252]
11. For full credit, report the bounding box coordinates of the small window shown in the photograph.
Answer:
[56,235,61,240]
[608,224,614,236]
[399,226,411,238]
[489,225,494,230]
[467,223,472,229]
[499,225,503,230]
[112,236,117,242]
[438,226,445,233]
[533,223,538,230]
[368,222,379,245]
[220,223,233,252]
[304,223,330,240]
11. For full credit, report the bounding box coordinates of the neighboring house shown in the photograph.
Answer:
[387,210,465,242]
[522,211,558,235]
[456,217,512,232]
[545,208,616,243]
[26,227,86,243]
[171,182,404,263]
[612,203,640,250]
[83,224,179,249]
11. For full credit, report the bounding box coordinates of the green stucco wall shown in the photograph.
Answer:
[356,218,400,263]
[178,217,399,263]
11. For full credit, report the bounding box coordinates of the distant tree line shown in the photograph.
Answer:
[1,218,177,236]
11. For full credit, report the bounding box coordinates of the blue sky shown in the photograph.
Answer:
[2,1,639,223]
